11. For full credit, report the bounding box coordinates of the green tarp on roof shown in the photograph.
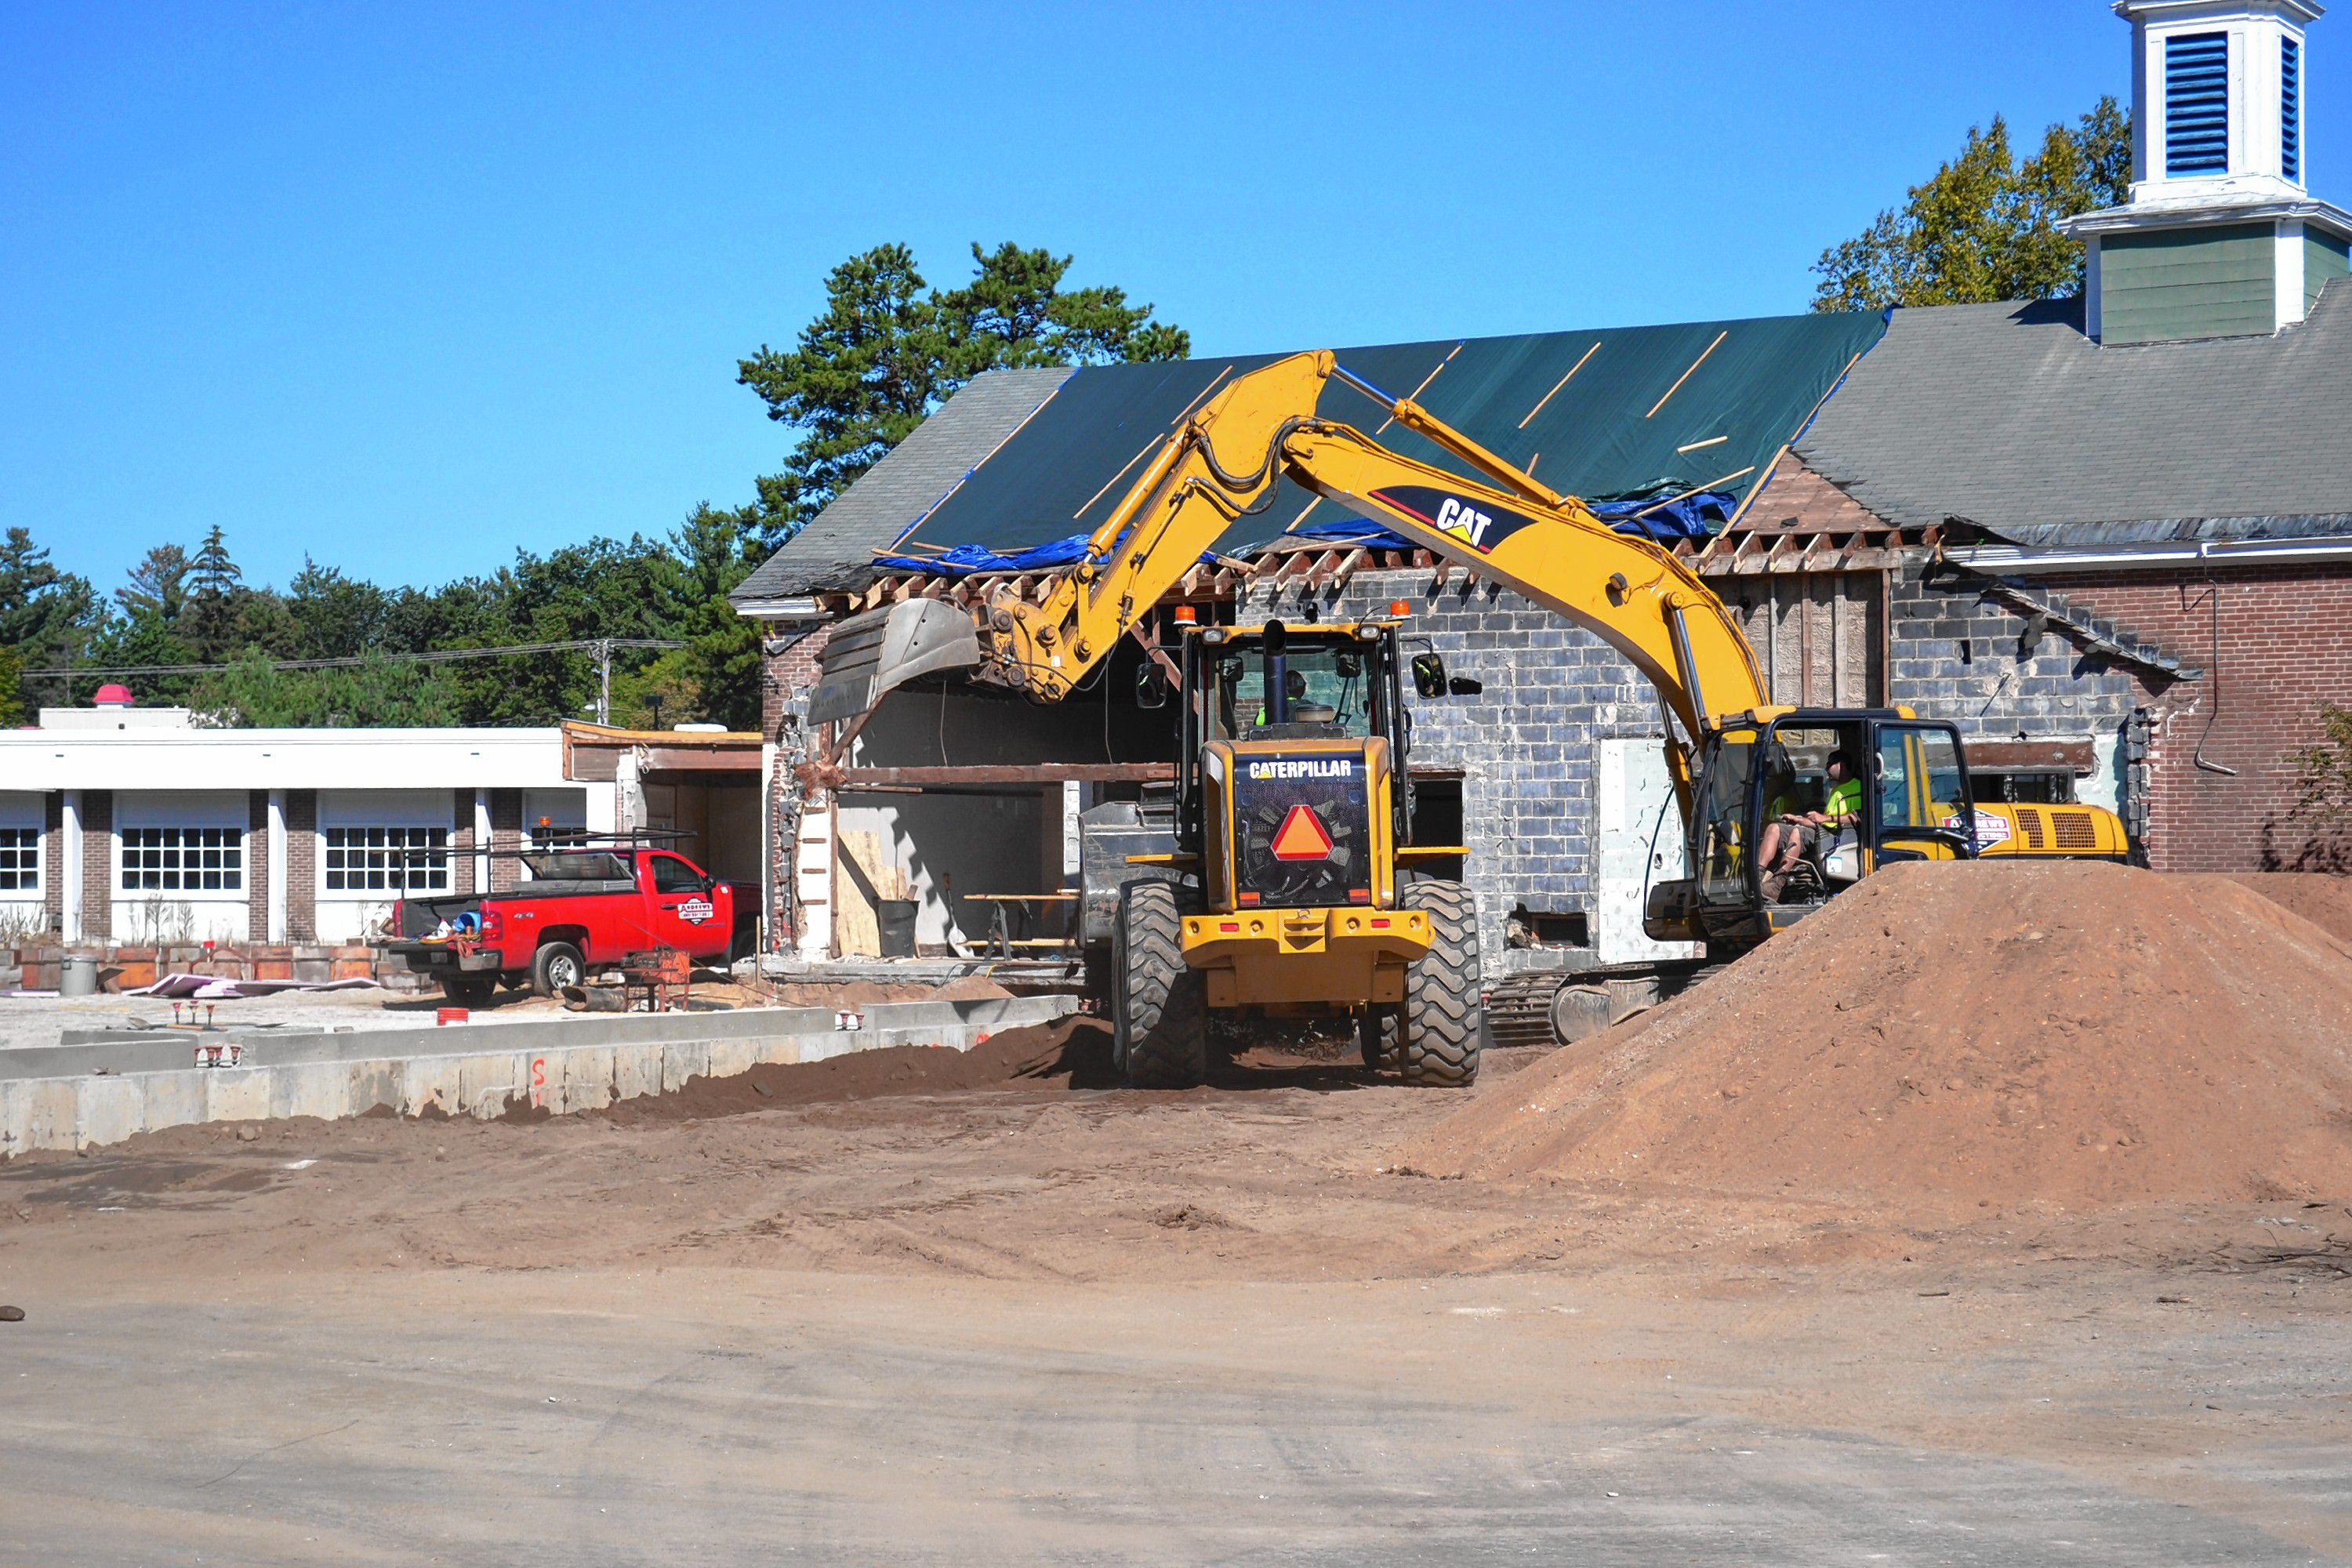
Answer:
[899,310,1887,559]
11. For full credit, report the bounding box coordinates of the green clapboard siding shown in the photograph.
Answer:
[2309,229,2352,312]
[2101,223,2276,343]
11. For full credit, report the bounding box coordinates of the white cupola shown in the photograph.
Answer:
[2063,1,2352,342]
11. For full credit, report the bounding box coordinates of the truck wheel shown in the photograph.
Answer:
[1398,880,1483,1087]
[1357,1005,1402,1074]
[1114,881,1205,1089]
[440,973,496,1007]
[531,942,586,997]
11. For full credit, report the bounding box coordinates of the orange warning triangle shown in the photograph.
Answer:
[1269,803,1334,862]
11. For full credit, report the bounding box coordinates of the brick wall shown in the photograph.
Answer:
[452,788,477,897]
[42,793,63,933]
[488,789,521,891]
[762,625,833,949]
[246,790,270,942]
[764,624,832,742]
[2046,565,2352,872]
[285,790,317,942]
[80,789,111,941]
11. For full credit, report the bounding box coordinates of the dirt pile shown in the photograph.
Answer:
[598,1016,1112,1122]
[1404,862,2352,1208]
[2226,873,2352,944]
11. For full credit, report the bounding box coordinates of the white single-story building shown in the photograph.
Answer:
[2,689,763,946]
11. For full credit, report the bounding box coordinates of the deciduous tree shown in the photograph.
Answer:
[1812,98,2132,310]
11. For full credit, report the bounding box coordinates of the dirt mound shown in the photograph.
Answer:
[598,1016,1113,1122]
[1403,862,2352,1209]
[2225,873,2352,945]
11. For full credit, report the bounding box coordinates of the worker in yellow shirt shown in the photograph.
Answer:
[1760,750,1860,901]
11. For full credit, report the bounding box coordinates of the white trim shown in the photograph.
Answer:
[60,791,81,943]
[1950,534,2352,572]
[473,789,492,895]
[2279,216,2310,325]
[267,789,289,943]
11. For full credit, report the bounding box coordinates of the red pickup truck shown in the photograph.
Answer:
[379,844,755,1004]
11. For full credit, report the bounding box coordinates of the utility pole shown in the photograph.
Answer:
[595,638,612,726]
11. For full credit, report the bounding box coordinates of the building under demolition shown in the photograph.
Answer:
[734,0,2352,993]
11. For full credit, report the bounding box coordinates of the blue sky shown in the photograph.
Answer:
[5,2,2340,592]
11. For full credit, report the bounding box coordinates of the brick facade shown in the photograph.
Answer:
[42,792,63,934]
[452,788,477,897]
[285,790,317,942]
[246,790,270,942]
[488,789,521,891]
[762,625,832,949]
[2049,565,2352,872]
[79,789,111,942]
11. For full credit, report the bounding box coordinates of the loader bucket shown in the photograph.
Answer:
[806,599,982,724]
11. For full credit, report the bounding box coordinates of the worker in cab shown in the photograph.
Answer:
[1759,749,1861,900]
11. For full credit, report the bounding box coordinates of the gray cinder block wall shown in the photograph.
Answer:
[1242,568,1659,957]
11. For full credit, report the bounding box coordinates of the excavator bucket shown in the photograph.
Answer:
[806,599,982,724]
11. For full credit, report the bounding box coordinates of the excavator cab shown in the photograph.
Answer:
[1670,710,1980,947]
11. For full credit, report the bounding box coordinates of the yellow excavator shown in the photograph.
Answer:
[812,351,2129,1085]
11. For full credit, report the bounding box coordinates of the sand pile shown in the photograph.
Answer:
[2224,873,2352,945]
[1403,862,2352,1208]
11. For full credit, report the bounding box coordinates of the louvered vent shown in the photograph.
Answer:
[2166,32,2230,175]
[2284,36,2302,182]
[2016,808,2049,851]
[2052,811,2101,851]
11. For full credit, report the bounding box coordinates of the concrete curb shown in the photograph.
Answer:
[0,996,1079,1156]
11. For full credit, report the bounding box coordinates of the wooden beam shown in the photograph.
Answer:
[838,763,1176,788]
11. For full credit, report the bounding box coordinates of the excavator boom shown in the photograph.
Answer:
[964,350,1768,746]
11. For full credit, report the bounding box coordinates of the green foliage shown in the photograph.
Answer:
[188,650,463,728]
[2289,702,2352,831]
[1811,97,2132,311]
[737,241,1189,545]
[0,644,24,728]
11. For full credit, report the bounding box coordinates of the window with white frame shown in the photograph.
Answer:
[0,826,38,891]
[324,826,451,892]
[121,826,244,891]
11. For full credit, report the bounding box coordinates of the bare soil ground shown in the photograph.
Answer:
[3,1026,2350,1561]
[2,872,2350,1561]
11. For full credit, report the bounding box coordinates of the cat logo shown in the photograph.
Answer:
[1367,485,1536,556]
[1434,495,1497,548]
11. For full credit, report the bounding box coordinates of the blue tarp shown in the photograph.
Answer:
[874,489,1736,577]
[873,532,1218,579]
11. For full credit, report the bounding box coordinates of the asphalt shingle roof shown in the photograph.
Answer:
[1795,286,2352,545]
[728,367,1074,607]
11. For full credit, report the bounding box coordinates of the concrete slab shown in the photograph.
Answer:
[401,1058,461,1120]
[659,1041,710,1094]
[0,996,1081,1154]
[76,1076,145,1150]
[139,1072,209,1135]
[205,1069,273,1123]
[457,1054,529,1120]
[270,1061,355,1123]
[613,1044,659,1106]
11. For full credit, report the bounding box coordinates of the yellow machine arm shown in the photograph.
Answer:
[975,350,1767,746]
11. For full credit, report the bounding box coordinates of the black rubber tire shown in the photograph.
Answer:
[530,941,586,998]
[439,972,496,1007]
[1113,881,1206,1089]
[1357,1005,1403,1074]
[1397,880,1483,1087]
